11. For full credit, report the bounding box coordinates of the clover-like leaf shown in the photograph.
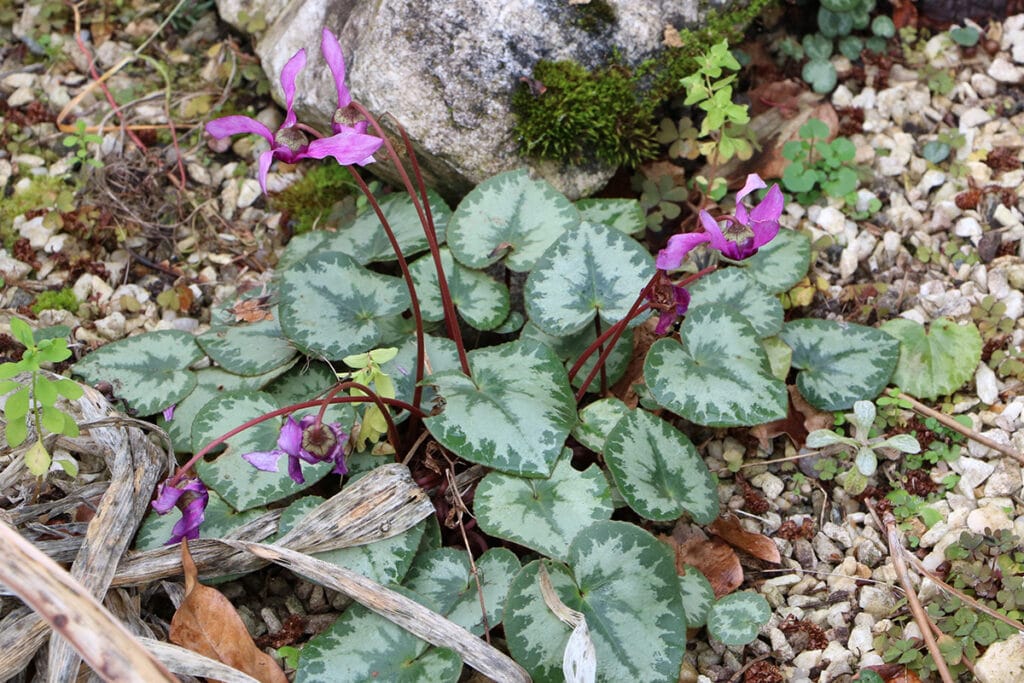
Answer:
[409,247,509,331]
[781,318,899,410]
[278,251,408,359]
[706,591,771,646]
[688,268,782,338]
[504,522,686,682]
[446,169,579,272]
[679,566,715,629]
[603,410,719,523]
[525,221,654,337]
[192,391,332,511]
[197,315,297,376]
[572,398,630,452]
[645,305,788,427]
[880,318,982,400]
[73,330,204,416]
[575,198,646,236]
[474,450,613,562]
[423,339,576,477]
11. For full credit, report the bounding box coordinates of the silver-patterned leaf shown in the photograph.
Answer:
[688,268,782,338]
[706,591,771,646]
[678,566,714,628]
[572,398,630,452]
[644,305,788,427]
[197,315,297,376]
[409,247,510,331]
[520,322,634,394]
[575,197,645,236]
[741,228,812,293]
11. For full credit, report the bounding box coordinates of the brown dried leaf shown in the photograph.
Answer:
[752,385,833,450]
[170,541,288,683]
[231,297,274,323]
[708,513,781,564]
[665,525,743,598]
[609,317,660,409]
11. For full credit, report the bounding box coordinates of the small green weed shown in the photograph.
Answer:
[781,118,859,205]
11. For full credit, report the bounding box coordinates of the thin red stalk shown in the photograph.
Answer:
[568,281,654,382]
[574,303,651,402]
[594,316,607,394]
[316,380,402,459]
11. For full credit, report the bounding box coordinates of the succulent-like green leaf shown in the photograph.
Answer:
[679,566,715,628]
[706,591,771,646]
[505,522,686,682]
[575,198,646,236]
[645,305,788,427]
[520,322,634,393]
[742,229,812,293]
[446,169,579,272]
[688,268,782,338]
[603,410,718,523]
[474,451,613,561]
[409,247,509,331]
[525,221,654,337]
[72,330,203,416]
[880,318,982,400]
[278,251,408,359]
[781,318,899,410]
[572,398,630,452]
[193,391,332,511]
[423,340,576,477]
[197,316,297,376]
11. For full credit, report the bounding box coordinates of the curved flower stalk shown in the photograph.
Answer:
[205,39,384,193]
[656,173,783,270]
[151,477,208,545]
[242,414,348,485]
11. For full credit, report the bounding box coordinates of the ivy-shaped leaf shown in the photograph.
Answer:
[409,247,509,331]
[880,318,982,400]
[520,322,633,394]
[525,221,654,337]
[742,229,812,294]
[474,451,613,562]
[262,361,338,408]
[688,268,783,338]
[278,251,408,359]
[603,410,719,523]
[706,591,771,646]
[446,169,579,272]
[645,305,788,427]
[423,339,576,477]
[679,566,715,629]
[572,398,630,452]
[781,318,899,410]
[575,198,646,236]
[72,330,203,416]
[197,315,297,376]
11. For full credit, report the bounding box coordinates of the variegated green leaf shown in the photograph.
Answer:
[493,310,525,334]
[423,339,576,477]
[781,318,899,410]
[403,547,521,635]
[197,315,297,376]
[688,268,782,338]
[277,189,451,270]
[575,197,646,236]
[388,334,461,414]
[645,305,788,427]
[572,398,630,452]
[505,522,687,682]
[409,247,509,330]
[474,451,613,561]
[278,251,408,359]
[742,228,812,293]
[192,391,332,511]
[295,586,461,683]
[706,591,771,646]
[134,488,263,550]
[72,330,203,416]
[880,318,982,400]
[262,361,338,407]
[520,322,633,394]
[679,566,714,628]
[603,410,718,523]
[447,169,579,272]
[525,221,654,337]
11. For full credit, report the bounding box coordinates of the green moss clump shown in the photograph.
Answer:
[1,175,77,249]
[270,163,357,234]
[32,287,80,315]
[574,0,616,33]
[512,0,776,168]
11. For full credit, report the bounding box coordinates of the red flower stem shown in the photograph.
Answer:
[594,316,608,395]
[316,380,401,459]
[167,395,423,486]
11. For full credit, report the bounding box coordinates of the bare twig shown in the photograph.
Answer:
[897,391,1024,464]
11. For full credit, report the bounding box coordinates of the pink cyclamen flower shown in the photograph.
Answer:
[162,404,175,421]
[654,285,691,335]
[320,28,372,139]
[656,174,784,270]
[242,415,348,485]
[205,45,383,194]
[152,477,209,545]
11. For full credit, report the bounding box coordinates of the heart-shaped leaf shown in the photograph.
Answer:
[781,318,900,410]
[572,398,630,452]
[880,318,982,400]
[679,566,715,629]
[474,450,613,561]
[575,198,645,236]
[388,334,461,413]
[645,305,788,427]
[603,410,719,523]
[424,339,576,477]
[446,169,579,272]
[706,591,771,646]
[262,361,339,407]
[525,221,654,337]
[505,522,687,682]
[193,391,332,511]
[278,251,408,360]
[742,228,812,294]
[197,316,297,376]
[409,247,510,330]
[520,322,633,393]
[73,330,204,416]
[688,268,782,338]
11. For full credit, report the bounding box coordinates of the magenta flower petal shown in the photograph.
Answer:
[205,115,274,142]
[152,477,209,544]
[152,481,185,514]
[287,454,306,484]
[242,449,284,472]
[734,173,768,224]
[321,28,351,108]
[305,132,383,166]
[698,210,733,255]
[749,184,784,249]
[277,416,303,452]
[656,231,712,270]
[171,492,208,543]
[280,49,307,129]
[162,404,175,422]
[256,149,275,195]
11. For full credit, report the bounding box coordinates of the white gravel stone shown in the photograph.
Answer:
[94,312,127,340]
[960,106,994,129]
[976,633,1024,683]
[8,86,34,108]
[975,363,1001,405]
[954,215,983,238]
[989,56,1024,83]
[814,206,848,236]
[13,153,45,168]
[984,460,1023,497]
[858,585,895,618]
[2,72,35,89]
[967,503,1014,534]
[16,214,52,249]
[848,622,874,657]
[751,472,784,500]
[952,455,995,494]
[970,72,999,97]
[235,178,262,209]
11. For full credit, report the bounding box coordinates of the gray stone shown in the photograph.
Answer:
[858,585,895,618]
[976,634,1024,683]
[967,503,1014,534]
[984,460,1023,498]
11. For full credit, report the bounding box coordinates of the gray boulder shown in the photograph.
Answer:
[214,0,733,200]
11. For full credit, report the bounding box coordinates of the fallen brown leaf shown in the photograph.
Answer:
[857,664,923,683]
[708,513,781,565]
[170,540,288,683]
[231,296,274,323]
[752,385,834,450]
[664,524,743,598]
